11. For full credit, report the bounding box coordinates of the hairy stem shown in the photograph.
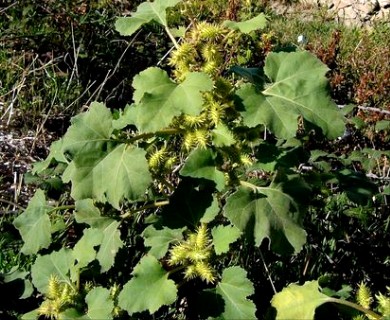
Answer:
[328,297,382,319]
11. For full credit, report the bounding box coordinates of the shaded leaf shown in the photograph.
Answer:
[115,0,181,36]
[142,225,185,259]
[131,68,213,132]
[224,185,306,254]
[74,199,113,228]
[85,287,114,319]
[216,266,256,319]
[271,280,332,320]
[200,196,220,223]
[211,225,242,255]
[13,189,52,255]
[180,148,225,191]
[223,13,267,33]
[118,255,177,315]
[96,221,124,272]
[73,228,104,269]
[32,139,67,174]
[31,248,74,294]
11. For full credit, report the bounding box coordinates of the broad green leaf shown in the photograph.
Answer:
[212,123,235,147]
[61,102,113,155]
[211,225,242,255]
[237,51,344,139]
[73,228,104,269]
[118,255,177,315]
[59,308,84,319]
[115,0,181,36]
[224,185,306,254]
[3,267,33,299]
[180,148,225,191]
[85,287,114,319]
[74,199,113,228]
[31,248,74,294]
[131,68,213,132]
[142,225,185,259]
[223,13,267,33]
[216,266,256,319]
[21,309,39,320]
[13,189,52,255]
[271,280,332,320]
[64,144,151,209]
[96,221,124,272]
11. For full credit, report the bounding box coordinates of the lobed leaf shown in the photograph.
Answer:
[271,280,332,320]
[212,123,236,147]
[13,189,52,255]
[224,185,306,254]
[216,266,256,319]
[142,225,185,259]
[72,228,104,270]
[131,68,213,132]
[85,287,114,320]
[211,225,242,255]
[115,0,181,36]
[96,221,124,272]
[180,148,225,191]
[74,199,113,228]
[237,51,345,139]
[118,255,177,315]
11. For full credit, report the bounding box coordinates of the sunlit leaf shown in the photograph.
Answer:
[13,189,52,255]
[223,13,267,33]
[115,0,181,36]
[131,68,213,132]
[216,266,256,319]
[85,287,114,319]
[73,228,104,269]
[118,255,177,315]
[74,199,113,229]
[224,185,306,254]
[211,225,242,255]
[212,123,235,147]
[271,280,332,320]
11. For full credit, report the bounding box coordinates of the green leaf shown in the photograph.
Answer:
[118,255,177,315]
[212,124,236,147]
[211,225,242,255]
[74,199,113,228]
[142,225,185,259]
[61,102,113,156]
[13,189,52,255]
[200,196,220,223]
[73,228,104,269]
[32,139,67,174]
[115,0,181,36]
[216,266,256,319]
[224,185,306,254]
[223,13,267,33]
[3,267,34,299]
[31,248,74,294]
[237,51,344,139]
[85,287,114,320]
[21,309,39,320]
[180,148,225,191]
[64,144,152,209]
[271,280,332,320]
[131,68,213,132]
[96,221,124,272]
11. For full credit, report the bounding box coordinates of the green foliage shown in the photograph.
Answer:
[7,0,389,319]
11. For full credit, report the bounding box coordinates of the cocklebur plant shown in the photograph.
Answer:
[11,0,381,319]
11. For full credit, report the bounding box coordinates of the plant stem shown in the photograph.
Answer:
[120,200,170,219]
[328,297,382,319]
[164,26,179,49]
[125,128,183,144]
[239,180,259,192]
[48,205,75,214]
